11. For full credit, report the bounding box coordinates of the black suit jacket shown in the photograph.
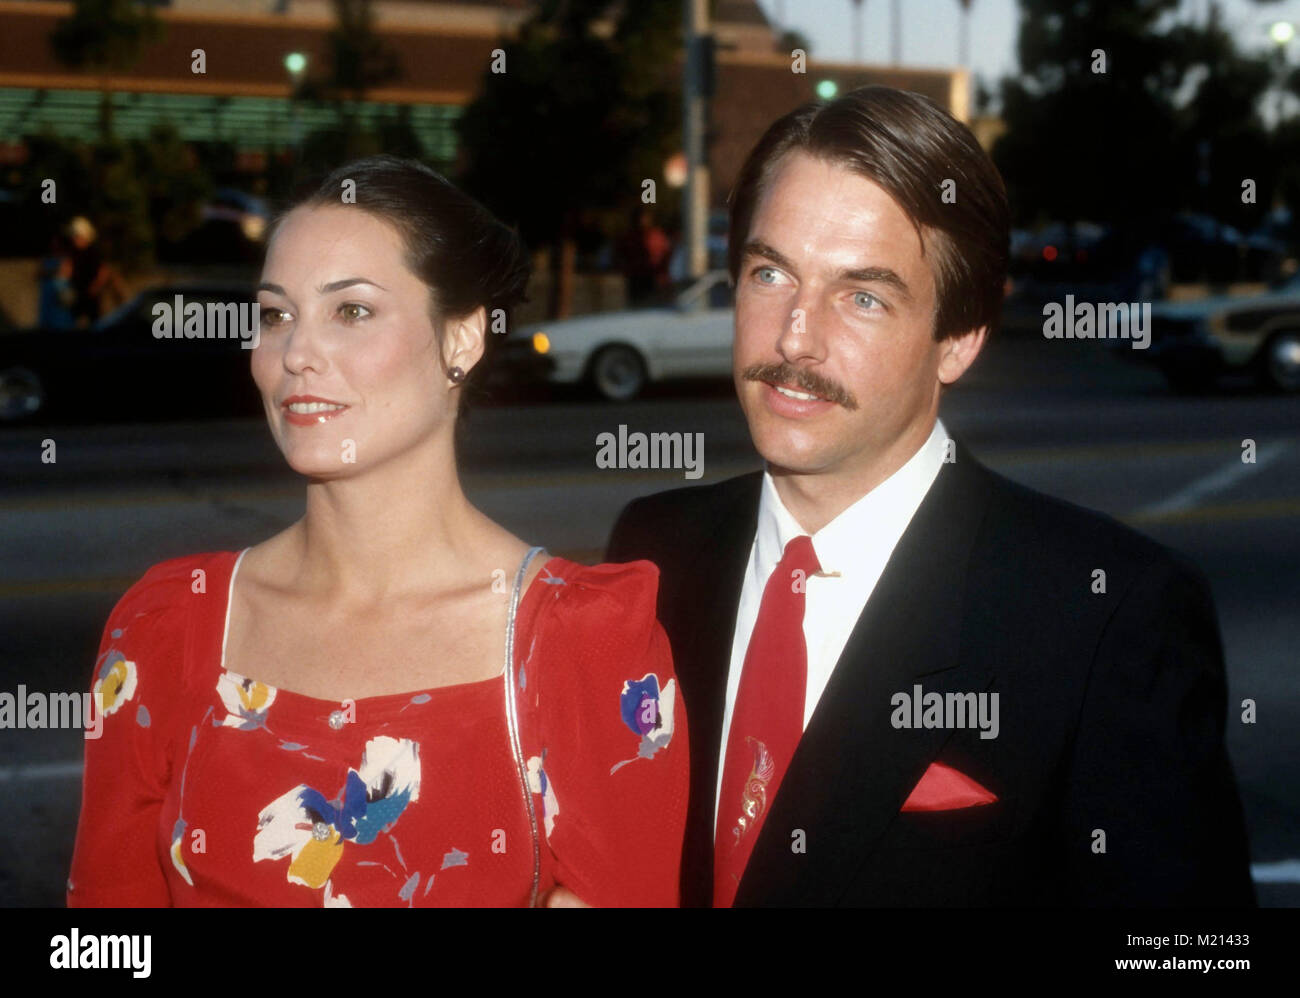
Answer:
[606,438,1255,906]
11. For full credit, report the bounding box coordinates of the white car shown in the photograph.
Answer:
[514,270,735,400]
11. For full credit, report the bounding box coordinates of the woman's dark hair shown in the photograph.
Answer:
[727,85,1010,342]
[263,154,531,413]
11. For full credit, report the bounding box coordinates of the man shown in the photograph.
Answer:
[605,86,1254,907]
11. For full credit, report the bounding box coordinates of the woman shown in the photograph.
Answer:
[67,155,689,907]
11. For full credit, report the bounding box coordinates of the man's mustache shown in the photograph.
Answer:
[741,362,859,411]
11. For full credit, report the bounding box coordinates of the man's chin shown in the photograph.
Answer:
[750,433,839,477]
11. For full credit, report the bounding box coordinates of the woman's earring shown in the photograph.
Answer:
[449,366,466,385]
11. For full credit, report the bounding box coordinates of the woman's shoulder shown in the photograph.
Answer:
[108,550,241,628]
[525,555,663,653]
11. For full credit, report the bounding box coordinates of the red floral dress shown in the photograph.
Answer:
[67,549,689,907]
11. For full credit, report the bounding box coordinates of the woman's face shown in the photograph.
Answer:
[252,205,476,479]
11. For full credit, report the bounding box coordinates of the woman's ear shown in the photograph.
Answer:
[442,305,488,379]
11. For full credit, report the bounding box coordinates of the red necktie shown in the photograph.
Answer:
[714,534,821,907]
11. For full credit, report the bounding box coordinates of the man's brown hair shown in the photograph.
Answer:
[727,85,1010,341]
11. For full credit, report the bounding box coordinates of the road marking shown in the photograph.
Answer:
[1137,441,1290,517]
[1251,859,1300,884]
[1125,496,1300,526]
[0,759,82,781]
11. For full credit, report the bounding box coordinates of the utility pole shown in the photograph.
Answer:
[957,0,972,67]
[891,0,901,64]
[851,0,865,63]
[683,0,711,291]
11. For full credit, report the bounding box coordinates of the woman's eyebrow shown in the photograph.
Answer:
[256,278,387,296]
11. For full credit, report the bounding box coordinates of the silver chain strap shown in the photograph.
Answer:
[503,545,546,907]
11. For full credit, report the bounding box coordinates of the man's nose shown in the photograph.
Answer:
[774,294,827,364]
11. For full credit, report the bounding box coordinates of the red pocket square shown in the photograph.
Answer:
[900,761,998,812]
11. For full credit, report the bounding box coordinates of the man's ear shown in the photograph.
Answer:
[442,306,488,377]
[937,324,988,386]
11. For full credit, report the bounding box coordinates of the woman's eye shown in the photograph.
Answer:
[339,303,372,322]
[259,306,287,327]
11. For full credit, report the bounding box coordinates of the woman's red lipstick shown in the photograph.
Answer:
[281,394,349,426]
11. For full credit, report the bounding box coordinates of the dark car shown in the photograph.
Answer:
[0,281,265,424]
[1006,222,1171,315]
[1006,214,1293,324]
[1128,272,1300,393]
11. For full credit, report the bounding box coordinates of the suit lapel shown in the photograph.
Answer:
[675,471,761,907]
[733,441,996,906]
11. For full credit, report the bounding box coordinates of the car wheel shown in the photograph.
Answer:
[0,366,45,422]
[589,345,646,401]
[1261,330,1300,393]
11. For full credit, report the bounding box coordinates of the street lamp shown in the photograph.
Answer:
[1269,22,1293,126]
[850,0,865,64]
[284,52,307,153]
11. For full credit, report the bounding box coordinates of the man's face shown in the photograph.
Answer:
[733,151,971,481]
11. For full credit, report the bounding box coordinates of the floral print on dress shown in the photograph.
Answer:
[526,752,559,839]
[216,670,276,730]
[93,650,136,718]
[169,818,194,886]
[253,736,421,901]
[611,673,676,773]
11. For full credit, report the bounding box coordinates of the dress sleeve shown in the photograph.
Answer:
[67,558,195,907]
[532,560,690,907]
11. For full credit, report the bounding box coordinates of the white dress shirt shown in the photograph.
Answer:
[713,417,951,831]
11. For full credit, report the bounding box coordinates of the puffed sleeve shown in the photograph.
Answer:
[67,557,197,907]
[529,560,690,907]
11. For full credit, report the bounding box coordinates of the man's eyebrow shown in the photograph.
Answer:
[741,239,913,302]
[256,278,387,296]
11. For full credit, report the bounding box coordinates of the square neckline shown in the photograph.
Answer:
[217,546,560,709]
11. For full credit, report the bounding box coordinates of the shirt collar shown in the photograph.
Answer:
[754,417,949,577]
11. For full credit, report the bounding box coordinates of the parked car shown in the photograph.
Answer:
[1128,272,1300,393]
[1006,213,1293,322]
[0,280,264,424]
[509,270,735,400]
[1006,221,1170,314]
[159,188,269,265]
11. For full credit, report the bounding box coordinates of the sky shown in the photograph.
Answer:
[754,0,1300,99]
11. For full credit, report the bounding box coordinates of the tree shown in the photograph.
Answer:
[296,0,407,165]
[992,0,1276,230]
[48,0,164,143]
[454,0,684,319]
